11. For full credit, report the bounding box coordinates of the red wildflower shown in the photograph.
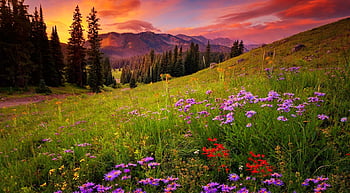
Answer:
[208,138,217,142]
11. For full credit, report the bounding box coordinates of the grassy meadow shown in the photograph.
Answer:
[1,18,350,193]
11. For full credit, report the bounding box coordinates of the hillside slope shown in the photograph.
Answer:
[213,17,350,75]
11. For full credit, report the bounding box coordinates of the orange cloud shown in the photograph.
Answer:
[81,0,141,18]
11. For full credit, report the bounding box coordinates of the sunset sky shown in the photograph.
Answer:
[25,0,350,44]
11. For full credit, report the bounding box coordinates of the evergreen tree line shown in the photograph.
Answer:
[230,40,244,58]
[0,0,63,87]
[0,1,114,93]
[119,41,231,86]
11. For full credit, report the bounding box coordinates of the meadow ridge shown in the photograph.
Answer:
[0,18,350,193]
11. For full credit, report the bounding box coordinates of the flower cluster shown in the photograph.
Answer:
[174,89,333,127]
[202,138,230,172]
[201,172,285,193]
[60,157,180,193]
[246,151,273,177]
[302,176,331,192]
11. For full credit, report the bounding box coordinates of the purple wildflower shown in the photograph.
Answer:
[246,123,252,127]
[228,173,240,181]
[237,187,249,193]
[104,170,122,181]
[340,117,347,122]
[206,90,213,95]
[317,114,329,120]
[314,92,326,96]
[245,110,257,118]
[64,149,74,153]
[277,116,288,121]
[258,188,271,193]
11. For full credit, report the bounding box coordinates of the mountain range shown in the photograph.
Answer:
[99,31,260,59]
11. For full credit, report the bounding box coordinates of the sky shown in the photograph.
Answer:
[25,0,350,44]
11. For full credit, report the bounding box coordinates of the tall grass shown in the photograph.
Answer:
[1,60,349,192]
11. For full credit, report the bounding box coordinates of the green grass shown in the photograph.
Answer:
[0,18,350,193]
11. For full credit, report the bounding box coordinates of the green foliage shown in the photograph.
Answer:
[35,79,52,94]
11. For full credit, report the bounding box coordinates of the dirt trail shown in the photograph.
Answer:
[0,94,72,108]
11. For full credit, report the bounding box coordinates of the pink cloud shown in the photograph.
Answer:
[106,20,161,33]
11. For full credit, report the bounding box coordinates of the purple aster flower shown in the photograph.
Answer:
[277,116,288,121]
[317,114,329,120]
[246,123,252,127]
[64,149,74,153]
[270,173,283,178]
[133,188,146,193]
[95,184,112,192]
[314,92,326,96]
[206,90,213,95]
[121,175,131,180]
[237,187,249,193]
[245,110,257,118]
[104,170,122,181]
[228,173,240,181]
[340,117,347,122]
[148,162,160,168]
[112,188,125,193]
[219,184,236,192]
[115,163,127,168]
[123,169,131,173]
[258,188,271,193]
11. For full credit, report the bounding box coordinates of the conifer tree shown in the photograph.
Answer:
[67,5,86,87]
[50,26,65,85]
[31,6,58,86]
[86,7,103,93]
[8,0,32,87]
[102,57,115,86]
[205,41,211,68]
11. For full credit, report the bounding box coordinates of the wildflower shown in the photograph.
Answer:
[206,90,213,95]
[237,187,249,193]
[245,110,257,118]
[121,175,131,180]
[112,188,125,193]
[64,149,74,153]
[148,162,160,168]
[137,157,154,165]
[228,173,240,181]
[219,184,236,192]
[340,117,347,122]
[314,92,326,96]
[270,172,282,178]
[317,114,329,120]
[133,188,146,193]
[277,116,288,121]
[104,170,122,181]
[208,138,217,142]
[246,123,252,127]
[258,188,271,193]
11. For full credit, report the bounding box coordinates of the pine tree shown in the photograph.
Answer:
[204,41,211,68]
[50,26,65,85]
[8,0,33,87]
[86,7,103,93]
[184,42,199,75]
[31,6,58,86]
[0,0,12,86]
[67,5,86,87]
[102,57,115,86]
[239,40,244,55]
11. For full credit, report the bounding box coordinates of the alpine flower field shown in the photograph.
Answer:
[0,64,349,193]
